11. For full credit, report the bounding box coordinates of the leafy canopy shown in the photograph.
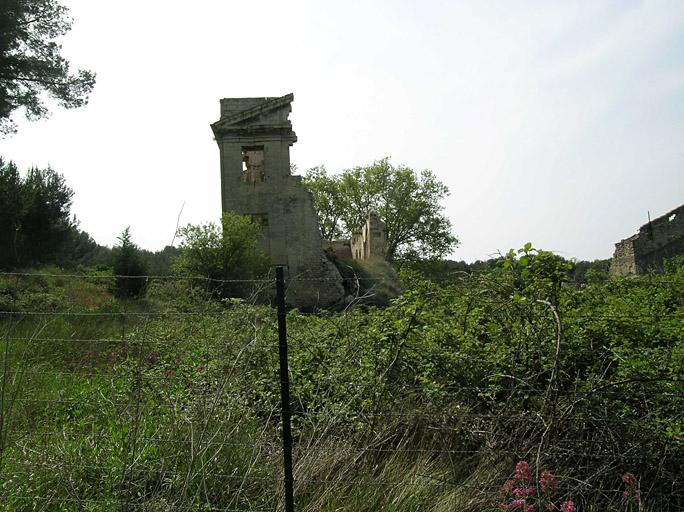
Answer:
[303,158,457,263]
[172,212,269,298]
[0,0,95,135]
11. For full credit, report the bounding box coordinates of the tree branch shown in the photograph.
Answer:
[0,74,73,87]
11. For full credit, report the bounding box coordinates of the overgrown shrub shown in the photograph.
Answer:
[172,212,269,299]
[0,245,681,510]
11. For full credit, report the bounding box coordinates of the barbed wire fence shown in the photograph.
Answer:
[0,269,681,511]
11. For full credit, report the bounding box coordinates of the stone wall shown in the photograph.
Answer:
[610,204,684,276]
[324,239,352,260]
[211,94,345,309]
[350,212,387,261]
[325,212,388,262]
[610,235,638,276]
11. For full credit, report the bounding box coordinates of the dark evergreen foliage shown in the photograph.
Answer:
[140,245,180,276]
[0,0,95,134]
[0,159,23,267]
[55,227,111,267]
[112,227,148,298]
[0,158,77,268]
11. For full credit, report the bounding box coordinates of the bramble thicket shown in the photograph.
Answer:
[0,245,681,511]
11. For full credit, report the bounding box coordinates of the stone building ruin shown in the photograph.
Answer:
[211,93,345,309]
[324,212,388,262]
[610,203,684,276]
[351,212,387,260]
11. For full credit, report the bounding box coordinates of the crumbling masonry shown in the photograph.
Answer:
[610,203,684,276]
[351,212,387,260]
[211,93,345,309]
[325,212,388,262]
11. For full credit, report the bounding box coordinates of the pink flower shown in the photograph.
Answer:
[559,500,576,512]
[634,492,641,502]
[540,470,558,493]
[501,479,515,494]
[515,461,532,483]
[513,487,536,497]
[510,499,527,509]
[621,472,637,487]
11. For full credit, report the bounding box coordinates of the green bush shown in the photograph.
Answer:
[172,212,269,299]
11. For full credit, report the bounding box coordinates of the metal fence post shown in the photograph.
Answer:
[275,266,295,512]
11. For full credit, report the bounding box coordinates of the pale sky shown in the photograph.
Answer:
[2,0,683,262]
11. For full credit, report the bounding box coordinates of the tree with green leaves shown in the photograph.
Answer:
[172,212,269,298]
[0,0,95,135]
[55,226,111,267]
[0,159,24,266]
[303,158,457,264]
[303,165,347,241]
[0,158,76,268]
[112,227,148,298]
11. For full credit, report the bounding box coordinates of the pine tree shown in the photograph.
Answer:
[0,0,96,135]
[112,227,148,298]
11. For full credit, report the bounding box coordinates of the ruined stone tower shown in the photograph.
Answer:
[210,93,345,309]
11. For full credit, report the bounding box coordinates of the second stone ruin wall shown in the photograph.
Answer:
[610,236,638,276]
[610,204,684,276]
[633,204,684,272]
